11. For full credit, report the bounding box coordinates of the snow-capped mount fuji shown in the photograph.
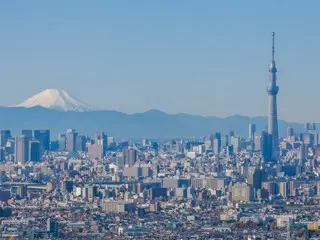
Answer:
[15,88,95,112]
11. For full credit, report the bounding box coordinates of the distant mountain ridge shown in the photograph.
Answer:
[0,106,310,138]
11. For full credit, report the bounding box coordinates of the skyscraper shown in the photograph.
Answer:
[0,130,11,147]
[305,122,316,131]
[221,134,229,147]
[261,131,272,162]
[267,32,279,162]
[29,140,41,162]
[58,134,66,151]
[15,136,29,163]
[210,132,221,153]
[95,132,108,156]
[248,168,267,190]
[34,130,50,151]
[229,130,235,137]
[248,124,256,140]
[22,130,33,139]
[124,148,137,166]
[230,136,240,153]
[76,135,86,151]
[0,147,5,161]
[286,127,294,139]
[213,139,220,154]
[66,129,77,153]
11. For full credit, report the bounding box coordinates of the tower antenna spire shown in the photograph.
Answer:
[267,31,279,163]
[272,32,275,62]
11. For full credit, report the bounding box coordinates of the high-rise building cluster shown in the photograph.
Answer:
[0,116,318,239]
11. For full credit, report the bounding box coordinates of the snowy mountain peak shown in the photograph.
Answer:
[16,88,95,112]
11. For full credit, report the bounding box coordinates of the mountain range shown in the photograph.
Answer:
[0,89,310,138]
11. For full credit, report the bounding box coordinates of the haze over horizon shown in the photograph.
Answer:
[1,1,320,122]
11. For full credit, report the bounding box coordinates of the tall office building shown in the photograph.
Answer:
[210,132,221,153]
[58,134,66,151]
[253,134,261,151]
[299,144,307,161]
[279,181,289,198]
[66,129,77,153]
[6,138,15,154]
[248,168,267,190]
[29,140,41,162]
[76,135,86,151]
[22,130,33,139]
[248,124,256,140]
[213,139,220,154]
[262,181,279,196]
[313,132,319,147]
[124,148,137,166]
[15,136,29,163]
[230,136,240,153]
[221,134,229,147]
[0,147,5,161]
[229,130,235,137]
[34,130,50,151]
[267,32,279,162]
[95,132,108,156]
[303,133,314,146]
[87,132,108,160]
[286,127,294,139]
[0,130,11,147]
[305,122,316,131]
[261,131,272,162]
[227,145,234,156]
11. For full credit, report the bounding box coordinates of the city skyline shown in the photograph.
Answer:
[2,2,320,239]
[1,1,320,122]
[0,112,320,238]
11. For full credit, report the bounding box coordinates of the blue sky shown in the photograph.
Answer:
[0,1,319,122]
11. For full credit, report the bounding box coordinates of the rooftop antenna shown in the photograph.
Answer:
[272,32,275,62]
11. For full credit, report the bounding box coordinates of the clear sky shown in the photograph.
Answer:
[0,1,319,122]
